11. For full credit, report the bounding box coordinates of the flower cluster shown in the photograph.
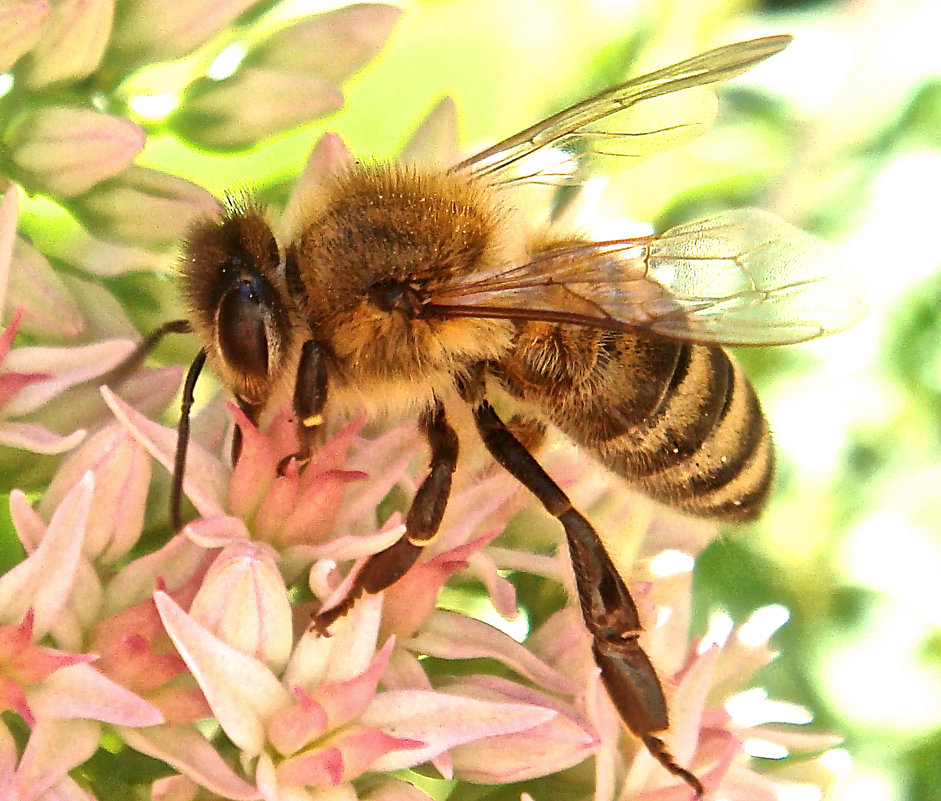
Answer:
[0,2,840,800]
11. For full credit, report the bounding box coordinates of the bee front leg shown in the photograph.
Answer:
[470,397,705,799]
[277,340,330,473]
[314,399,459,630]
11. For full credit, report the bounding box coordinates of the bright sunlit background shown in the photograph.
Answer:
[8,0,941,797]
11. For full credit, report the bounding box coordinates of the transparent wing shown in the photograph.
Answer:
[425,209,867,346]
[451,36,792,185]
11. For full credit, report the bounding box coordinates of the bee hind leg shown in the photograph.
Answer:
[469,397,705,799]
[313,398,459,631]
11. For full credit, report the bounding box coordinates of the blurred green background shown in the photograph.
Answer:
[10,0,941,797]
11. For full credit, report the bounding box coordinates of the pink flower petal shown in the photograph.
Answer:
[0,473,91,636]
[49,557,103,651]
[404,610,579,696]
[431,472,519,555]
[466,548,519,621]
[13,719,100,800]
[102,387,228,520]
[8,235,85,340]
[248,4,402,84]
[8,490,46,552]
[39,425,151,564]
[189,541,293,672]
[266,686,330,756]
[0,308,24,368]
[119,724,260,801]
[382,539,485,639]
[277,726,421,787]
[108,0,265,63]
[0,420,86,454]
[28,662,163,725]
[3,339,135,415]
[337,424,418,525]
[280,469,366,547]
[74,167,220,249]
[6,107,145,197]
[297,516,405,564]
[154,591,291,756]
[303,637,394,731]
[225,403,280,522]
[446,675,598,783]
[302,417,364,476]
[183,515,251,548]
[668,645,722,765]
[399,97,460,166]
[280,134,353,242]
[361,689,557,772]
[21,0,112,88]
[0,1,50,73]
[284,592,383,689]
[0,188,17,312]
[171,68,343,150]
[104,533,208,614]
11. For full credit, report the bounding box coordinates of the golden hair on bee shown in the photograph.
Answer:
[154,34,865,798]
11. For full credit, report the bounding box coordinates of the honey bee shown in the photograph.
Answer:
[165,35,864,797]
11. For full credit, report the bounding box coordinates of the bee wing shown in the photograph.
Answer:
[452,35,792,185]
[426,209,867,346]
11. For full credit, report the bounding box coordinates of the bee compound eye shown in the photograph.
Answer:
[216,280,273,381]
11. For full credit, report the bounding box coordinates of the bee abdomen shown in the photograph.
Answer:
[606,345,773,521]
[501,329,772,522]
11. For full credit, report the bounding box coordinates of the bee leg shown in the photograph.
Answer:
[170,349,207,531]
[471,398,705,799]
[314,399,459,631]
[275,340,330,474]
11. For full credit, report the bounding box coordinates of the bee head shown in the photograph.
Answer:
[180,201,295,406]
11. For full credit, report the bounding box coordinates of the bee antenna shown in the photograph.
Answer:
[171,349,207,531]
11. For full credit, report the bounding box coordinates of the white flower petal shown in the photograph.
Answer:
[361,689,557,772]
[119,724,260,801]
[29,663,163,726]
[154,591,291,756]
[14,719,100,800]
[0,472,91,635]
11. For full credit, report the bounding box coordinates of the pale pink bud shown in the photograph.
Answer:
[8,236,84,340]
[21,0,114,88]
[170,67,343,151]
[188,541,293,673]
[72,166,220,248]
[0,0,50,73]
[5,107,144,197]
[106,0,263,65]
[246,4,401,84]
[39,425,151,564]
[0,186,19,313]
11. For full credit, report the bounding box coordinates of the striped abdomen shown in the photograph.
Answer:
[497,323,773,521]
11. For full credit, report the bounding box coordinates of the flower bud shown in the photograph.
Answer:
[189,542,293,673]
[0,0,50,73]
[5,107,144,198]
[169,67,343,151]
[21,0,113,88]
[71,166,219,248]
[40,425,151,564]
[105,0,262,66]
[8,236,84,340]
[246,4,401,84]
